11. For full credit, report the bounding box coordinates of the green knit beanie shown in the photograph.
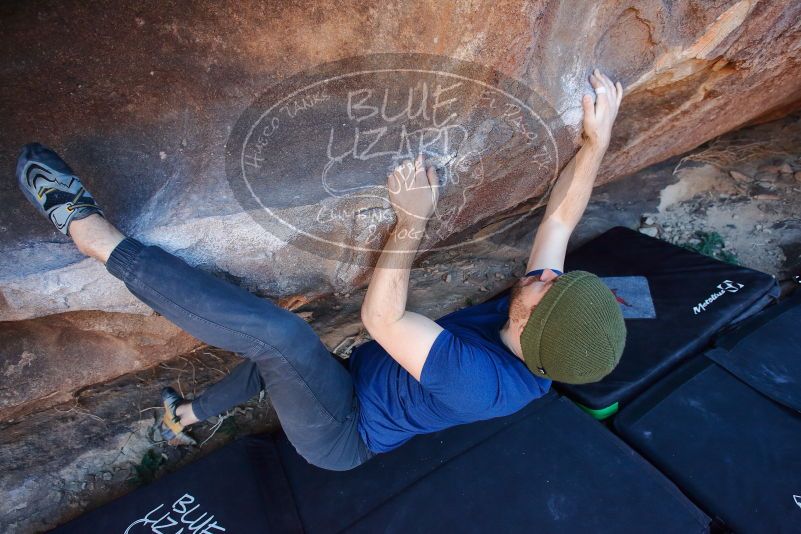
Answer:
[519,270,626,384]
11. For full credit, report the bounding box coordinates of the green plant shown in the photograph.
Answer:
[129,448,165,486]
[679,231,739,265]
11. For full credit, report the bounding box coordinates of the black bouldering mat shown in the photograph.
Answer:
[615,356,801,533]
[53,393,710,533]
[275,393,710,533]
[52,435,301,533]
[708,289,801,412]
[560,226,778,416]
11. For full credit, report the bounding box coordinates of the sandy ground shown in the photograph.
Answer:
[2,112,800,533]
[643,116,801,280]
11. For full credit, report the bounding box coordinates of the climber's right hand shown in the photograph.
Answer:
[581,68,623,150]
[387,154,439,227]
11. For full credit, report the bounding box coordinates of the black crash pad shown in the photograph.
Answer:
[54,393,710,533]
[52,435,301,533]
[275,393,710,533]
[708,289,801,412]
[560,226,778,414]
[615,356,801,533]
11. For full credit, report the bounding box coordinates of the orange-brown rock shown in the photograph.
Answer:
[0,311,197,418]
[1,0,801,416]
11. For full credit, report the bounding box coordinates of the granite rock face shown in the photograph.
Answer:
[1,0,801,415]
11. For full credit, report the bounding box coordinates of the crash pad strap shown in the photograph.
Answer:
[575,401,619,420]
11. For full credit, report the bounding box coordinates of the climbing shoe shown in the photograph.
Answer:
[16,142,103,236]
[159,387,197,446]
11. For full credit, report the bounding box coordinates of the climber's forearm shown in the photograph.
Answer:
[361,220,443,381]
[536,67,621,241]
[362,220,424,327]
[542,142,605,232]
[526,142,606,272]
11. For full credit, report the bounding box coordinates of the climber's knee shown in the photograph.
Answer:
[246,304,323,361]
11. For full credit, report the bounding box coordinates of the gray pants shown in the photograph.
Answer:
[107,238,374,471]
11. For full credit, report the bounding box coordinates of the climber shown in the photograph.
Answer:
[16,69,625,470]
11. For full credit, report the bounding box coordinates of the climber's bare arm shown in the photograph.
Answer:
[361,156,443,381]
[527,69,623,273]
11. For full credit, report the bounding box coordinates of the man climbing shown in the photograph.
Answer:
[16,69,625,470]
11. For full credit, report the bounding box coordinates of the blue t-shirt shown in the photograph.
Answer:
[349,293,551,453]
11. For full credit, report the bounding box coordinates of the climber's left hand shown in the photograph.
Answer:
[581,68,623,151]
[387,154,439,227]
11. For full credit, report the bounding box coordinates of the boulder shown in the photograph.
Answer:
[2,0,801,415]
[0,311,197,418]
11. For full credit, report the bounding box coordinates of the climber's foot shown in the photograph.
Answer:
[16,143,103,236]
[159,387,197,446]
